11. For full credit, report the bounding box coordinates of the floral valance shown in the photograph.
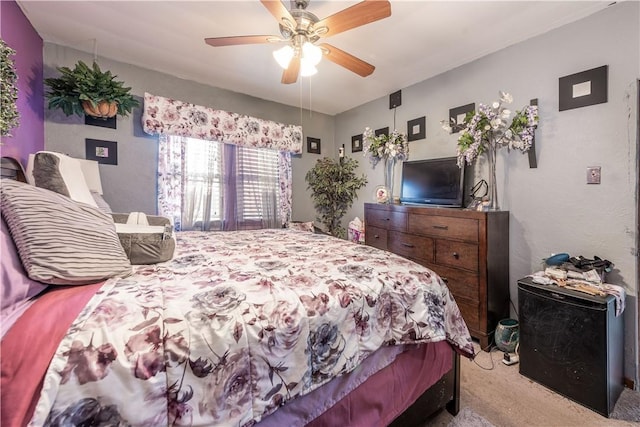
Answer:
[141,92,303,153]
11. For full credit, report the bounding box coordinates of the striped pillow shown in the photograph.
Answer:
[0,180,131,285]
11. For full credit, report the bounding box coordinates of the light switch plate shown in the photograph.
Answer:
[587,166,601,184]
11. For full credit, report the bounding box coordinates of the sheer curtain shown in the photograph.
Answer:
[158,135,290,231]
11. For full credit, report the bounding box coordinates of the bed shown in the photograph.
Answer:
[0,155,474,427]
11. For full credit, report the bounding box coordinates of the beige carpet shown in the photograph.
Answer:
[425,344,639,427]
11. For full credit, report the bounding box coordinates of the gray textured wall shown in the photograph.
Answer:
[43,43,333,221]
[336,2,639,384]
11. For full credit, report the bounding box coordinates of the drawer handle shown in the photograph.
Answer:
[384,217,391,221]
[374,234,380,239]
[401,243,415,248]
[433,225,449,230]
[452,252,459,259]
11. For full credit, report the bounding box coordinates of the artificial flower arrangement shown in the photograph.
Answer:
[441,91,538,168]
[362,127,409,167]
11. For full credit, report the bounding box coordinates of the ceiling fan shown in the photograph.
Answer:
[205,0,391,84]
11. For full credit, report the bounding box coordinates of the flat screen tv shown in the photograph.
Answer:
[399,157,465,207]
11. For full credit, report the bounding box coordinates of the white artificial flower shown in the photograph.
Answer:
[484,125,491,131]
[500,91,513,104]
[501,109,511,119]
[492,102,500,109]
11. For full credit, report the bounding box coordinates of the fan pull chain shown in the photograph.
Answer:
[308,77,312,118]
[299,78,303,125]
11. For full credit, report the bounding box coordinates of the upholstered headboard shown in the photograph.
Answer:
[0,157,27,183]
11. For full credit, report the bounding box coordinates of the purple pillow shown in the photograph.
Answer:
[1,217,48,336]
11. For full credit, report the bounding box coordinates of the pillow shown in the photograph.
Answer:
[287,221,315,233]
[1,216,48,330]
[91,191,112,214]
[30,151,98,208]
[0,179,132,285]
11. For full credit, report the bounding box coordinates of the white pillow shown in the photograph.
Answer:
[29,151,98,208]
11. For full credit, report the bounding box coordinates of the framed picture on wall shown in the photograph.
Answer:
[307,137,321,154]
[375,127,389,138]
[448,103,475,133]
[85,139,118,165]
[407,116,426,141]
[558,65,608,111]
[351,134,363,152]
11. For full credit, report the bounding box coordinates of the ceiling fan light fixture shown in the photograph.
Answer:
[300,58,318,77]
[302,41,322,66]
[273,45,294,69]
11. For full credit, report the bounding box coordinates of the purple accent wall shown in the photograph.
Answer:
[0,0,44,166]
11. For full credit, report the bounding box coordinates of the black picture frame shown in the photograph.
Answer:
[389,90,402,109]
[375,127,389,138]
[85,114,117,129]
[448,103,475,134]
[307,137,321,154]
[407,116,426,141]
[85,139,118,165]
[351,134,363,152]
[559,65,608,111]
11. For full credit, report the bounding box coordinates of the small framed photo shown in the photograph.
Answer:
[407,116,426,141]
[375,127,389,138]
[307,137,321,154]
[448,103,475,134]
[85,138,118,165]
[351,134,363,152]
[559,65,608,111]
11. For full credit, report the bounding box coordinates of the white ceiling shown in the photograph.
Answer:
[18,0,611,116]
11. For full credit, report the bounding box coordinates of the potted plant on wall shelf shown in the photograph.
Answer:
[44,60,139,119]
[305,157,367,239]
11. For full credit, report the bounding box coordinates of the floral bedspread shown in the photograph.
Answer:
[32,229,474,427]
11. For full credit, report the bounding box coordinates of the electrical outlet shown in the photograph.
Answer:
[587,166,601,184]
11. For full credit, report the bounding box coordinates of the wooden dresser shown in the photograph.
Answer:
[364,203,509,349]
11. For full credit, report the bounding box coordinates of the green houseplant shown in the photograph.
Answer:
[44,60,139,118]
[1,39,20,137]
[305,157,367,239]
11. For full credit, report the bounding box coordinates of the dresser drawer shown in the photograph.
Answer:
[388,231,433,262]
[408,215,479,242]
[365,226,388,250]
[366,208,407,231]
[456,299,480,332]
[428,264,480,301]
[435,240,479,272]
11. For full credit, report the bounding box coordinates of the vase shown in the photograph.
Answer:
[486,144,499,210]
[495,318,519,353]
[384,157,396,202]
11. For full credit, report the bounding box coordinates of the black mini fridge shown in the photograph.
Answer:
[518,277,624,417]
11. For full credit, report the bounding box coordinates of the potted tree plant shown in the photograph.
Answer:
[305,157,367,239]
[44,60,139,119]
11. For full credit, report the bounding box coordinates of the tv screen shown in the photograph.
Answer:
[400,157,465,207]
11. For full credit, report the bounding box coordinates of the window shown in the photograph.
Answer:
[158,135,288,231]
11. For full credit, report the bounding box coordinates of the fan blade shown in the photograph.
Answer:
[315,0,391,38]
[205,35,278,47]
[320,43,375,77]
[281,56,300,84]
[260,0,295,26]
